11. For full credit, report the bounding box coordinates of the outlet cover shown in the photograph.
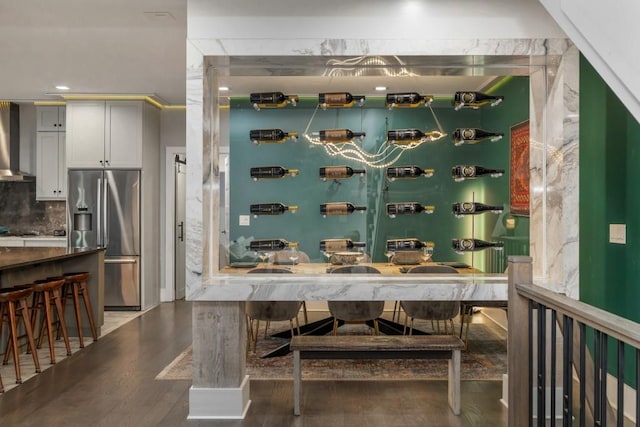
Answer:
[239,215,250,226]
[609,224,626,244]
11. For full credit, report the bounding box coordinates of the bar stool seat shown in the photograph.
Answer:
[28,278,71,364]
[61,272,98,348]
[0,287,41,383]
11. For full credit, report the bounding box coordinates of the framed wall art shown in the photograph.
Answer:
[510,120,530,216]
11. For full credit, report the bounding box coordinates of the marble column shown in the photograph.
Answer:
[529,42,580,298]
[187,46,250,419]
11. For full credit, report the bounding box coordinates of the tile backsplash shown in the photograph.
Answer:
[0,182,66,235]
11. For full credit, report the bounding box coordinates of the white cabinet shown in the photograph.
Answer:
[37,106,66,131]
[66,101,142,168]
[36,106,66,201]
[36,132,66,200]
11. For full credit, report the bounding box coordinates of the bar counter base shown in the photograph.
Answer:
[188,376,251,419]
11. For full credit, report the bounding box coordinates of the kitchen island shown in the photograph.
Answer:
[0,247,105,337]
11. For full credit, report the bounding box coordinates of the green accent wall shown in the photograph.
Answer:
[580,54,640,384]
[229,79,529,271]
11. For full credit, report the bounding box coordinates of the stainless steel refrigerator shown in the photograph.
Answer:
[68,169,141,310]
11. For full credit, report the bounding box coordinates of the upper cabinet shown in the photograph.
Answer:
[36,106,66,131]
[36,106,66,201]
[66,101,146,169]
[36,132,66,200]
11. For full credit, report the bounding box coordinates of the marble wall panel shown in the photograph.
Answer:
[0,182,65,234]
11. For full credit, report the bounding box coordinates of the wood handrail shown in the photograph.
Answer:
[516,282,640,349]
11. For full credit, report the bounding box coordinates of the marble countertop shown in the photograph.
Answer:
[0,247,105,271]
[193,270,508,302]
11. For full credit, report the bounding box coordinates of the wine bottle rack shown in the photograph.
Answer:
[230,85,519,269]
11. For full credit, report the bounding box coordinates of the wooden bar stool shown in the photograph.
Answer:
[0,287,41,383]
[61,272,98,347]
[29,278,71,364]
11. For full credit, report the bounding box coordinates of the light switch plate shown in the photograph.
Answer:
[239,215,250,226]
[609,224,626,244]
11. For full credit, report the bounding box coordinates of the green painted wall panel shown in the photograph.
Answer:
[229,80,529,271]
[580,54,640,385]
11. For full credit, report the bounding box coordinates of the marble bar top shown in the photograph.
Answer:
[194,272,507,302]
[0,247,105,271]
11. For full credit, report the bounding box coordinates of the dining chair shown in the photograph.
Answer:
[272,250,310,323]
[401,265,460,335]
[328,265,384,335]
[245,268,303,352]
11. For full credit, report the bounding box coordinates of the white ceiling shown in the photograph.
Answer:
[0,0,187,104]
[0,1,526,105]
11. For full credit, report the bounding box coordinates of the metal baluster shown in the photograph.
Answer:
[563,314,573,426]
[595,330,602,425]
[636,349,639,427]
[529,300,534,427]
[580,322,586,427]
[601,333,607,427]
[617,340,624,427]
[551,309,557,424]
[538,303,547,427]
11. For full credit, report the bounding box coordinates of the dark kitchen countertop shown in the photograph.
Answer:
[0,247,105,271]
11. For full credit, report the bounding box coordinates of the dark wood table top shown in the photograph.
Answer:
[0,247,105,271]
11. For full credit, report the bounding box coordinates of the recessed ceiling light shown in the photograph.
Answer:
[143,11,175,21]
[375,86,387,91]
[55,85,70,91]
[219,86,230,91]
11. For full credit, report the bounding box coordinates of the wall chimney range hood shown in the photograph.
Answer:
[0,101,33,182]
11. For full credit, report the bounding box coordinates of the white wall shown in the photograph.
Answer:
[539,0,640,122]
[159,109,186,298]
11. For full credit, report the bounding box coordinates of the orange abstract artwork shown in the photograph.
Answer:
[510,120,530,216]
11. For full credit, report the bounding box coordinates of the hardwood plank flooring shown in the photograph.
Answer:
[0,301,507,426]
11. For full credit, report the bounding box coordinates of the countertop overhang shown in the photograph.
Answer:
[191,273,508,302]
[0,247,105,271]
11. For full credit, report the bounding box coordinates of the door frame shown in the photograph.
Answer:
[162,146,186,302]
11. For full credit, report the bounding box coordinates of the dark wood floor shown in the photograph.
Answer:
[0,301,507,426]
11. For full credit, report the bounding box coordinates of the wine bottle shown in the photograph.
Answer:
[250,92,298,110]
[452,128,504,146]
[319,166,366,180]
[250,166,299,181]
[318,129,366,143]
[453,91,504,111]
[386,203,435,218]
[318,92,365,109]
[452,238,504,252]
[386,93,434,109]
[319,238,366,252]
[452,202,504,217]
[387,129,444,145]
[320,202,367,217]
[386,166,435,181]
[250,203,298,217]
[451,165,505,182]
[249,129,298,144]
[387,129,426,144]
[249,238,295,251]
[386,238,434,252]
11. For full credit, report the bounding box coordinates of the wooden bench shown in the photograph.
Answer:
[289,334,465,416]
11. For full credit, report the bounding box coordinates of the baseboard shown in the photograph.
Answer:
[188,375,251,419]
